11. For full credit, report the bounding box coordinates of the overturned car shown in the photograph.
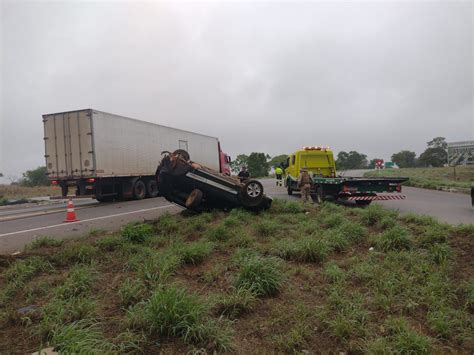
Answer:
[156,150,272,212]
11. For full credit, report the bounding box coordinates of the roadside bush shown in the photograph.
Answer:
[274,236,330,263]
[375,226,412,252]
[121,223,154,243]
[234,255,285,297]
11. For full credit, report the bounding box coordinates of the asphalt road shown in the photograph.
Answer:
[0,198,181,254]
[0,171,472,254]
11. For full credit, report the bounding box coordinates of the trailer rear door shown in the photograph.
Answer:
[43,110,95,179]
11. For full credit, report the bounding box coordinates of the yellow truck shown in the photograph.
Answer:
[283,147,408,205]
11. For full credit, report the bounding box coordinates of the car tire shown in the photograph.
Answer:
[146,180,159,198]
[185,189,203,209]
[241,180,264,207]
[133,180,146,200]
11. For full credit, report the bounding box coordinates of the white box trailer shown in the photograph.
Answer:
[43,109,230,201]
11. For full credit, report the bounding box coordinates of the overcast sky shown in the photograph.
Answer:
[0,0,472,180]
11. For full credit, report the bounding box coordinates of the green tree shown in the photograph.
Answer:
[368,158,383,169]
[418,147,447,167]
[391,150,417,168]
[268,154,288,169]
[336,151,368,170]
[230,154,249,174]
[20,166,49,187]
[427,137,447,150]
[247,152,270,177]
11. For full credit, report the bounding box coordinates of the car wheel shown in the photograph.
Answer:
[146,180,159,198]
[133,180,146,200]
[185,189,203,209]
[241,180,264,207]
[173,149,190,161]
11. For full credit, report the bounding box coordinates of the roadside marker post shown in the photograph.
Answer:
[64,198,79,222]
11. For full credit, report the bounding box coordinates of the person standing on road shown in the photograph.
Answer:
[298,168,312,203]
[274,166,283,187]
[238,166,250,183]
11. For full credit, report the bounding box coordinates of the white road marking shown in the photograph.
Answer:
[0,204,176,238]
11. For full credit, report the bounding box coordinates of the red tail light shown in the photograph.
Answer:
[87,178,96,183]
[51,180,58,185]
[396,184,402,193]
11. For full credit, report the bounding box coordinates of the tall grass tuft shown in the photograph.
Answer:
[375,226,412,252]
[213,287,256,319]
[274,236,330,263]
[234,255,285,297]
[121,223,154,243]
[174,241,214,265]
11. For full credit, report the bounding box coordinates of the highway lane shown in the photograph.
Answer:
[262,178,473,225]
[1,173,472,254]
[0,197,181,254]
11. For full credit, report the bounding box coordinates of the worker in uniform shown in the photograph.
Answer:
[298,168,312,203]
[238,166,250,183]
[274,166,283,187]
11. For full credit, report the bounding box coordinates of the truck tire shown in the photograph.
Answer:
[146,180,159,198]
[96,195,115,202]
[241,180,264,207]
[185,189,203,209]
[61,185,68,197]
[355,200,372,206]
[133,180,146,200]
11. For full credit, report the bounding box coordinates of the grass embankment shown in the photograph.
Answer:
[0,185,61,202]
[0,201,473,353]
[364,166,473,193]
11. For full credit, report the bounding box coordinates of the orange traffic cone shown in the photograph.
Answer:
[64,198,79,222]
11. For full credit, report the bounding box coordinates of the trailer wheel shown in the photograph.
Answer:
[133,180,146,200]
[240,180,264,207]
[146,180,159,198]
[185,189,203,209]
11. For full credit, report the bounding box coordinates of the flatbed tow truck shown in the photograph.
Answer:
[284,147,408,205]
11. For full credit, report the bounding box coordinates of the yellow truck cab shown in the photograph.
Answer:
[284,146,336,180]
[283,146,408,205]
